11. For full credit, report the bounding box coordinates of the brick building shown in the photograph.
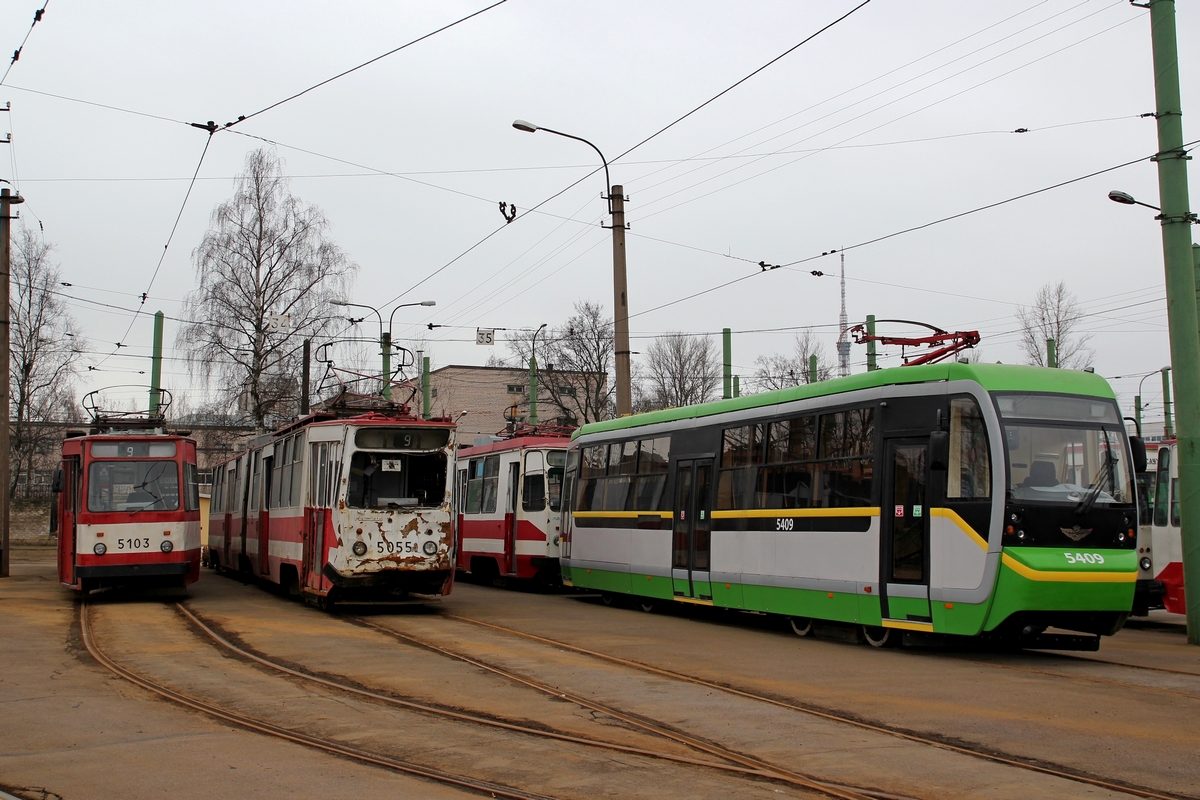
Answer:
[422,365,608,442]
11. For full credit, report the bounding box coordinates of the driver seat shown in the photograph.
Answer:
[1024,460,1058,488]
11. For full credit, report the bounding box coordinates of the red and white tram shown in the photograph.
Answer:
[54,429,203,592]
[208,407,457,606]
[454,427,571,582]
[1134,441,1186,616]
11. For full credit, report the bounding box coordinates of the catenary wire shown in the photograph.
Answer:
[0,1,50,86]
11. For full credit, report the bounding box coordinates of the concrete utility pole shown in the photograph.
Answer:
[1,187,23,579]
[300,339,311,416]
[1143,0,1200,643]
[381,331,392,401]
[809,354,818,384]
[421,356,431,421]
[733,376,740,398]
[148,311,164,414]
[1046,338,1057,369]
[722,328,732,399]
[610,186,632,416]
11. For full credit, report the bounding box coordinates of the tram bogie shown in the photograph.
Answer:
[454,429,570,582]
[209,409,457,606]
[562,363,1142,648]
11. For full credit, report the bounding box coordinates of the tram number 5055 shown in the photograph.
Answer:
[1064,552,1105,565]
[776,518,795,531]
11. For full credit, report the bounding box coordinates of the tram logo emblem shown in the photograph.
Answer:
[1060,525,1093,542]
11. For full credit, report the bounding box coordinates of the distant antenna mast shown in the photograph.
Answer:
[836,251,851,377]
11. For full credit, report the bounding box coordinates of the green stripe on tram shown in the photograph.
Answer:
[574,362,1115,438]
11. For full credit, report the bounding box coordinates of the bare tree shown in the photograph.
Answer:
[502,300,615,425]
[638,332,720,410]
[178,149,356,430]
[9,228,86,497]
[751,330,833,392]
[1017,282,1093,369]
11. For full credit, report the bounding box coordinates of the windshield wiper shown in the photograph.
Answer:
[1076,432,1116,515]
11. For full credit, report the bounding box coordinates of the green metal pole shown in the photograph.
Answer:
[866,315,877,371]
[733,375,740,398]
[529,353,539,424]
[808,354,818,384]
[1163,367,1175,439]
[1147,0,1200,644]
[421,356,431,420]
[722,327,732,400]
[1135,395,1143,438]
[1046,338,1057,369]
[149,310,164,414]
[381,331,392,400]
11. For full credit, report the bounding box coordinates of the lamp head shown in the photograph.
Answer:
[512,119,539,133]
[420,300,436,307]
[1108,190,1137,205]
[331,299,348,306]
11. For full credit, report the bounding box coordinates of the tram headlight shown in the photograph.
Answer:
[422,540,438,556]
[160,540,173,553]
[1140,557,1152,571]
[352,541,368,557]
[93,542,106,556]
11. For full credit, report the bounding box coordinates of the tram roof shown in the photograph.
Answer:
[576,362,1116,439]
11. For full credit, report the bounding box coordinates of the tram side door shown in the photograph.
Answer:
[880,439,932,622]
[505,460,520,575]
[671,459,714,600]
[260,455,273,574]
[56,458,80,586]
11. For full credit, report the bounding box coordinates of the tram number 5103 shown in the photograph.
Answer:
[776,518,795,531]
[1064,552,1105,565]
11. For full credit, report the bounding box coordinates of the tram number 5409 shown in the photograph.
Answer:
[1064,552,1105,565]
[776,518,795,531]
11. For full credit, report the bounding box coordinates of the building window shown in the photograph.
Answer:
[557,385,576,397]
[507,384,526,394]
[430,388,438,398]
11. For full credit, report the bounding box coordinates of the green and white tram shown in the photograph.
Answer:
[560,363,1142,649]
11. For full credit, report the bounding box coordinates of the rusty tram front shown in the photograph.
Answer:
[209,409,457,607]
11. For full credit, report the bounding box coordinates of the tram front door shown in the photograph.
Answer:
[880,439,932,622]
[672,458,714,601]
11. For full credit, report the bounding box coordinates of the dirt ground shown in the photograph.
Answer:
[2,546,1197,800]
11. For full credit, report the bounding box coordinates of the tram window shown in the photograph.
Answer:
[547,465,564,512]
[768,417,815,463]
[547,450,567,467]
[291,433,305,507]
[184,463,200,511]
[819,408,874,460]
[311,443,330,507]
[1171,478,1181,527]
[212,466,225,514]
[465,460,483,514]
[758,463,814,509]
[250,452,262,511]
[947,398,991,499]
[817,460,874,508]
[722,426,761,468]
[639,437,670,473]
[87,460,180,513]
[480,455,500,513]
[1153,448,1170,527]
[618,440,639,475]
[717,466,757,510]
[604,475,633,511]
[523,473,546,512]
[581,446,606,478]
[346,450,447,508]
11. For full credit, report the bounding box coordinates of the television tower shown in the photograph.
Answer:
[836,252,851,377]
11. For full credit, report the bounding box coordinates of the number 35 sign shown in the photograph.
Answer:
[476,328,495,346]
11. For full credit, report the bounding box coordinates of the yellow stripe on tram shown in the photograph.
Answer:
[1000,553,1136,583]
[929,507,989,551]
[882,619,935,632]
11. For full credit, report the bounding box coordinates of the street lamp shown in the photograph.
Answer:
[513,119,632,416]
[529,323,547,425]
[1135,367,1173,437]
[331,299,436,400]
[1108,189,1162,212]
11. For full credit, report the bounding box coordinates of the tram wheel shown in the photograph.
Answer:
[639,601,656,613]
[789,617,814,637]
[862,625,899,648]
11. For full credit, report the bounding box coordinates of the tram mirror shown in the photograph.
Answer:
[929,431,950,471]
[51,469,63,494]
[1129,436,1148,474]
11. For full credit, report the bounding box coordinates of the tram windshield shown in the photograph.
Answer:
[1003,425,1132,506]
[87,460,180,512]
[346,427,449,509]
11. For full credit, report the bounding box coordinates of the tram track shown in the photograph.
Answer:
[967,657,1200,701]
[78,602,555,800]
[172,603,891,800]
[437,611,1195,800]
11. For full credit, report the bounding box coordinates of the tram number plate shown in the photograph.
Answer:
[377,540,420,555]
[116,537,152,550]
[775,518,795,531]
[1064,552,1105,565]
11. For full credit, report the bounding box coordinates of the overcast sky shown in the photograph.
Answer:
[1,0,1196,429]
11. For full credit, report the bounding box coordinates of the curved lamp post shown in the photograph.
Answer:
[513,120,632,417]
[332,299,436,399]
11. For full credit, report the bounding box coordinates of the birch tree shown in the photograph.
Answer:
[1017,282,1093,369]
[177,149,356,430]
